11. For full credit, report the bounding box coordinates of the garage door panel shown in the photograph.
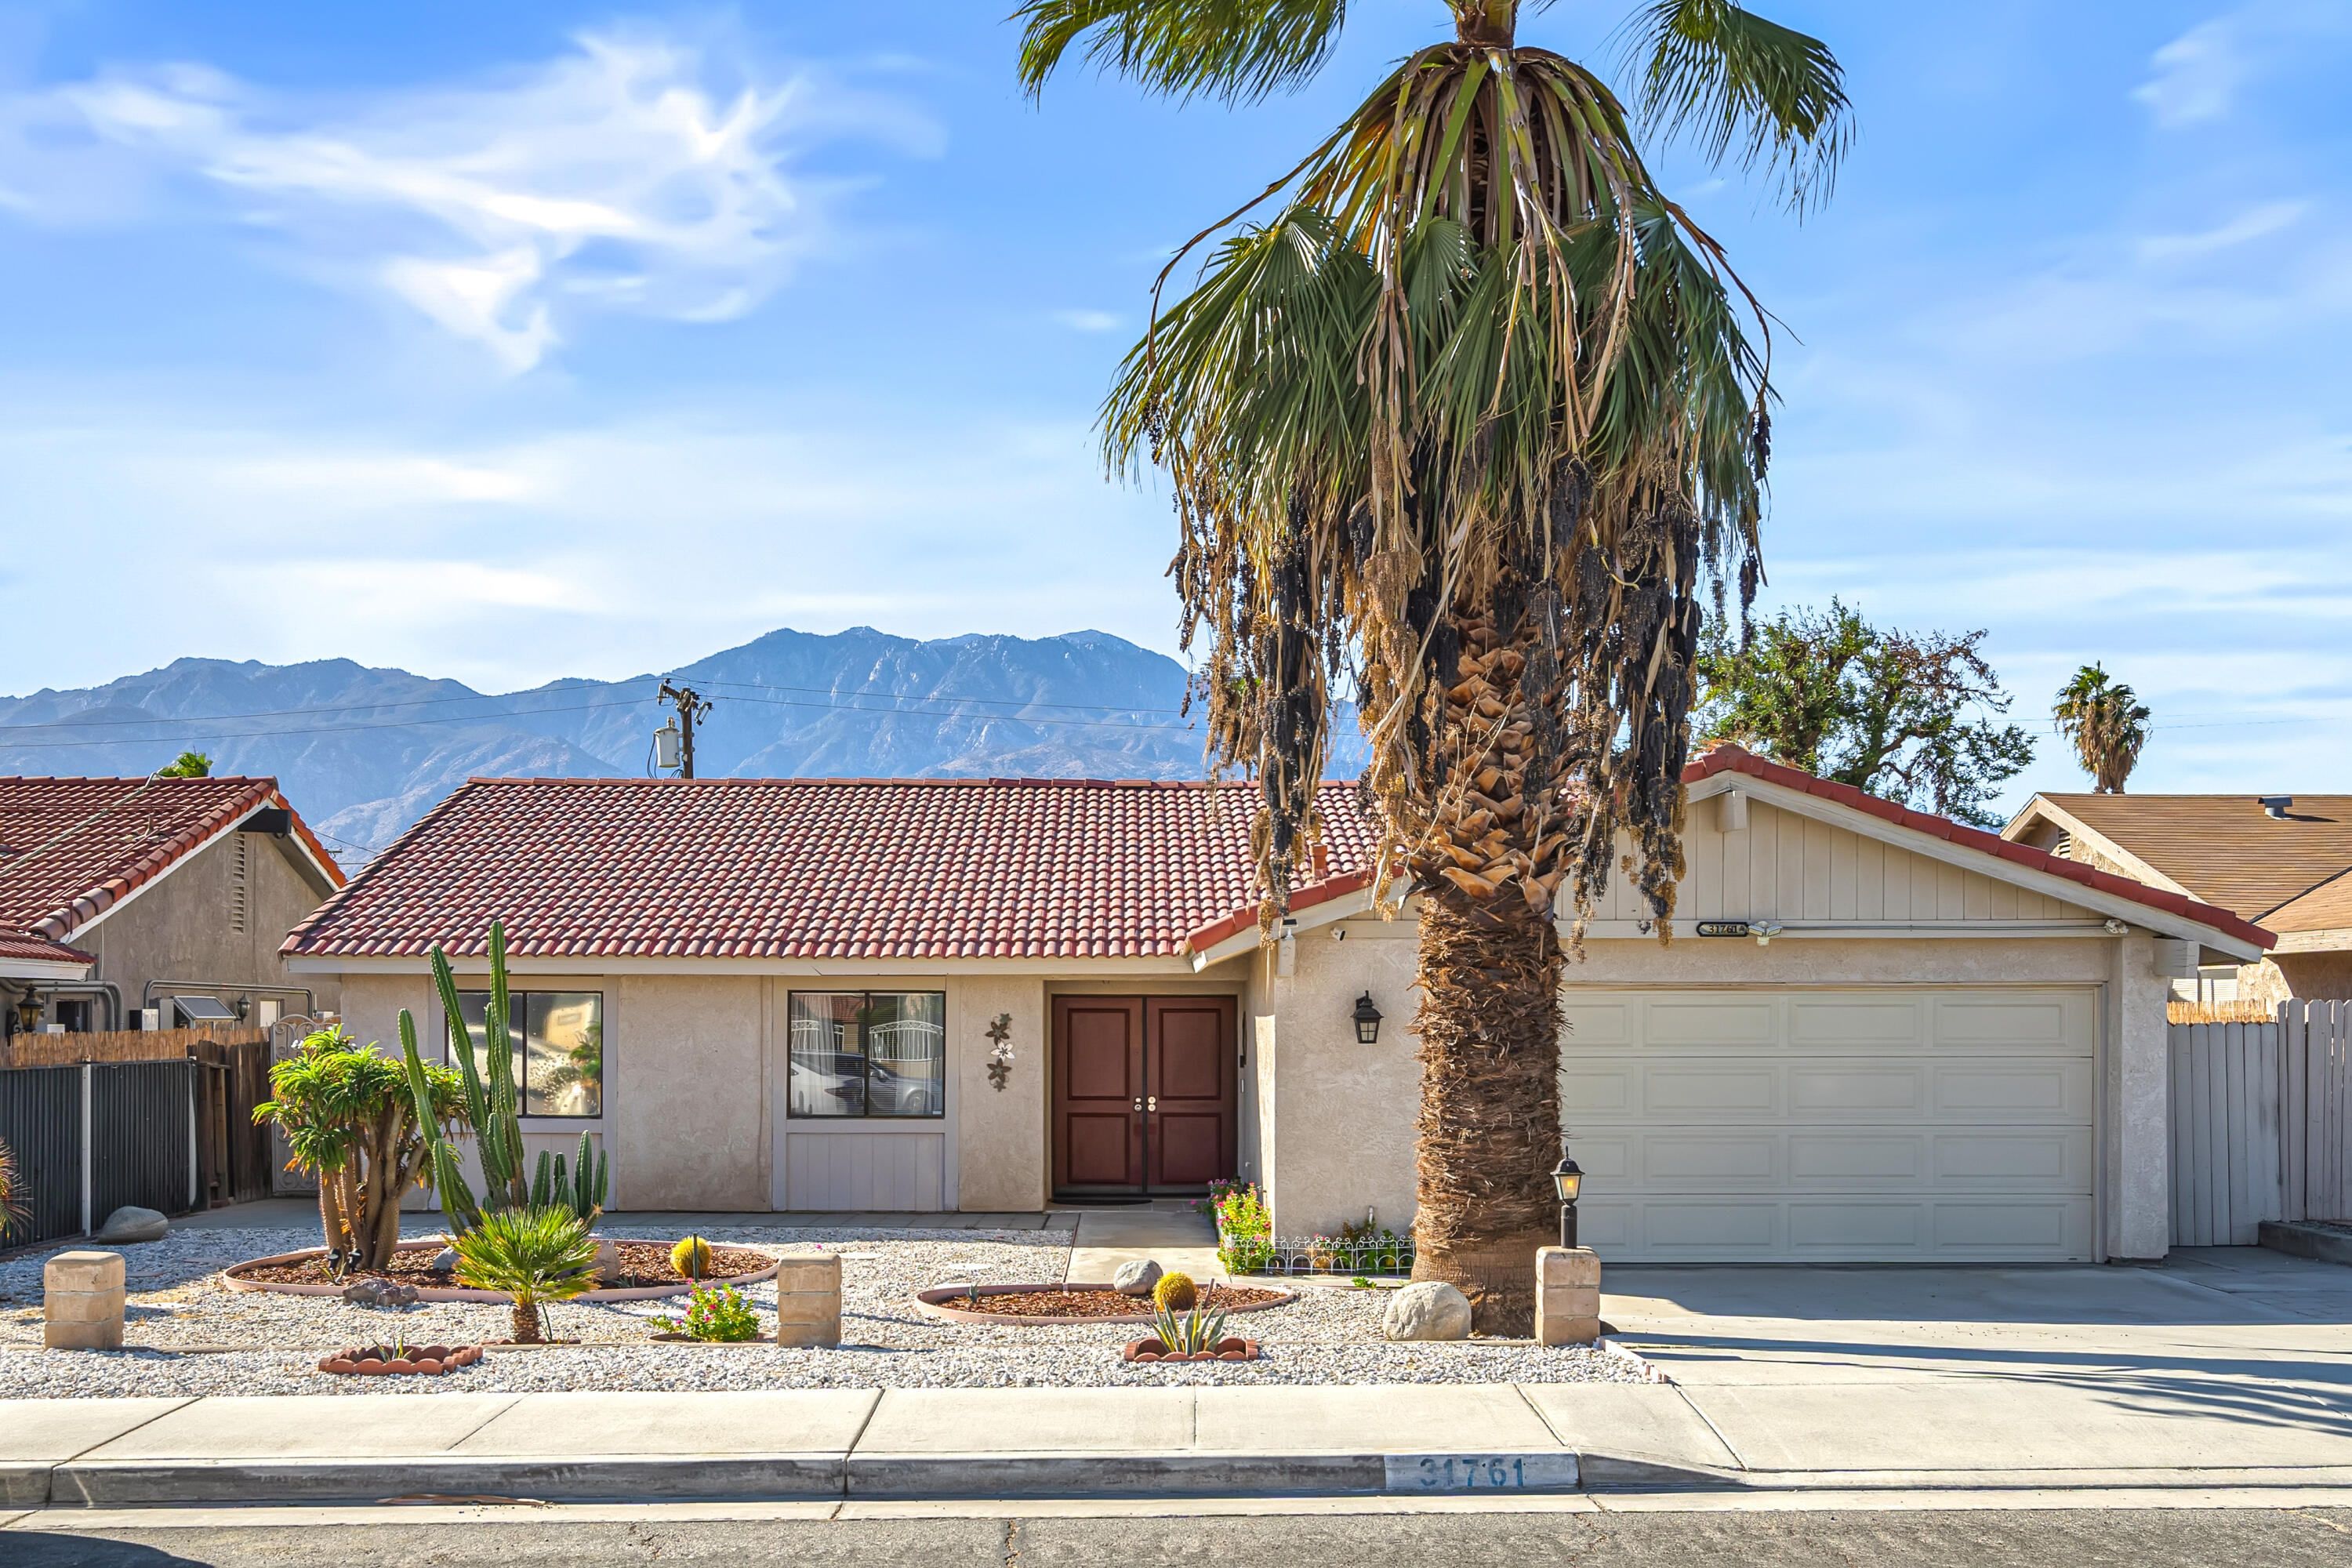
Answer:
[1642,1134,1777,1182]
[1644,1065,1778,1116]
[1788,1202,1926,1250]
[1642,997,1779,1047]
[1789,1065,1926,1116]
[1559,1001,1633,1047]
[1932,1060,2092,1118]
[1788,999,1924,1048]
[1643,1202,1780,1250]
[1561,987,2096,1262]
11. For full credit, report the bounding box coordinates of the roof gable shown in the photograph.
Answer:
[2003,793,2352,925]
[0,775,344,947]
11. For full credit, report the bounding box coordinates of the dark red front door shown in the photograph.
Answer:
[1053,997,1145,1192]
[1053,995,1236,1197]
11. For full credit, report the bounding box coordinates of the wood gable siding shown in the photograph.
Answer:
[1591,800,2096,926]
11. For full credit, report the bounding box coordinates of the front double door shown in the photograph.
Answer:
[1052,996,1237,1198]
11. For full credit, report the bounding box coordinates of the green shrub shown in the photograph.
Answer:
[453,1205,600,1344]
[660,1285,761,1342]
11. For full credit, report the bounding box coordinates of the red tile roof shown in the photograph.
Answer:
[0,932,96,967]
[284,777,1378,961]
[0,776,344,949]
[1690,746,2276,950]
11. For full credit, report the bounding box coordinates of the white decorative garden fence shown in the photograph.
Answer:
[2169,1000,2352,1245]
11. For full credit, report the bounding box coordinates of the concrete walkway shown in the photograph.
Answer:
[1063,1201,1220,1286]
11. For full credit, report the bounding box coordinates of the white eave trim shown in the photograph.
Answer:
[53,797,339,947]
[1686,771,2269,962]
[1,958,98,982]
[1185,877,1409,971]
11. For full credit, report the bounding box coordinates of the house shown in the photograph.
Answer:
[281,746,2267,1264]
[0,775,347,1040]
[2002,793,2352,1007]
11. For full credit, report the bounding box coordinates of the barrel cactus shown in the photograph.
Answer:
[1152,1271,1197,1313]
[671,1236,713,1280]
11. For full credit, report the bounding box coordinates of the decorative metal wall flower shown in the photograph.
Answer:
[985,1013,1015,1091]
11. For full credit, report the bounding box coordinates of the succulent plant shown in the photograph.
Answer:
[452,1204,600,1345]
[1153,1271,1197,1313]
[530,1132,608,1225]
[671,1236,713,1280]
[1149,1301,1231,1356]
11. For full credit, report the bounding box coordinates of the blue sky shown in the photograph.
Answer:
[0,0,2346,813]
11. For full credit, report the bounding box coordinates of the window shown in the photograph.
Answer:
[787,991,945,1119]
[452,991,603,1118]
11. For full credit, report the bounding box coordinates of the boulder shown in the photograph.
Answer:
[94,1207,167,1244]
[1112,1258,1163,1297]
[341,1277,419,1308]
[1382,1281,1472,1342]
[594,1238,622,1284]
[430,1247,459,1273]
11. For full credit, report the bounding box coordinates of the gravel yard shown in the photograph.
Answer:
[0,1221,1650,1396]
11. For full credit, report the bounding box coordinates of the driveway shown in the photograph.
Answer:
[1597,1248,2352,1481]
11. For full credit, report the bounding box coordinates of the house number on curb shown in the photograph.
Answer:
[1384,1454,1578,1490]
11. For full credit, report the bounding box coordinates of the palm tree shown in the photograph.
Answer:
[452,1205,601,1344]
[0,1137,28,1241]
[1020,1,1849,1328]
[2053,664,2151,793]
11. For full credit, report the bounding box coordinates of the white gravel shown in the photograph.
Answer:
[0,1221,1650,1397]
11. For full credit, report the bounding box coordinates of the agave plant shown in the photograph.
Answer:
[452,1204,601,1345]
[1018,0,1849,1332]
[0,1137,27,1241]
[1149,1299,1232,1356]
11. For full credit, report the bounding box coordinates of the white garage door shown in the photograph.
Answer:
[1562,988,2096,1262]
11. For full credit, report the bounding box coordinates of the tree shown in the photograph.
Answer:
[155,751,211,778]
[2053,664,2150,794]
[1696,601,2034,829]
[1019,0,1849,1327]
[254,1026,465,1272]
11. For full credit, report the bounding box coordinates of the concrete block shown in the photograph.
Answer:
[1537,1246,1601,1347]
[44,1319,125,1352]
[775,1253,841,1288]
[45,1287,127,1325]
[44,1251,125,1292]
[776,1316,841,1348]
[775,1251,841,1347]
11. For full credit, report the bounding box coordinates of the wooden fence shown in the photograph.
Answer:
[2170,1000,2352,1244]
[0,1026,274,1214]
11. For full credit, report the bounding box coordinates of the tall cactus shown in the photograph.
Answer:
[531,1131,608,1225]
[398,919,541,1232]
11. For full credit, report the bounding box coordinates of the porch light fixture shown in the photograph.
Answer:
[1351,993,1383,1045]
[1551,1152,1584,1250]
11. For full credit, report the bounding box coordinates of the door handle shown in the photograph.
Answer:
[1133,1098,1143,1113]
[1147,1096,1158,1111]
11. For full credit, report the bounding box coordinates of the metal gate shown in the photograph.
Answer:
[0,1067,82,1245]
[0,1061,196,1247]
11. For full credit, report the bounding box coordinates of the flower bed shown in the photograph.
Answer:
[318,1341,484,1376]
[912,1281,1290,1324]
[222,1240,778,1303]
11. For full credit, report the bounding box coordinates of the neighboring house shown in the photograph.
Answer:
[2002,793,2352,1007]
[0,776,346,1039]
[282,747,2267,1265]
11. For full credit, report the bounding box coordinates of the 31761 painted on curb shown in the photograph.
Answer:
[1384,1454,1580,1491]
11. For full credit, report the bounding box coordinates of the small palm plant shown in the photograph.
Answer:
[0,1138,28,1241]
[452,1205,600,1345]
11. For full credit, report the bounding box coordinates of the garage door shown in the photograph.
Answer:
[1562,989,2096,1261]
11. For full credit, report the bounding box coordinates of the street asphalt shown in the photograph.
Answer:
[7,1504,2352,1566]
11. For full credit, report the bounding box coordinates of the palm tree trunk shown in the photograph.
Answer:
[1406,600,1566,1336]
[1410,892,1563,1334]
[510,1299,542,1344]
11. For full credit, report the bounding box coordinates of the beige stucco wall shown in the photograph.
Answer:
[1252,917,2174,1257]
[612,975,764,1210]
[953,976,1048,1210]
[62,829,341,1026]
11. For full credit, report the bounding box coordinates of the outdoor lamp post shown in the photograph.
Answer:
[1551,1152,1583,1249]
[1351,993,1383,1045]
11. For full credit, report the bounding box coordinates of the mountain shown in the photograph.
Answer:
[0,626,1236,866]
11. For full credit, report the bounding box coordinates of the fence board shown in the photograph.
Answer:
[2176,1003,2352,1234]
[2285,1005,2307,1223]
[2169,1025,2194,1246]
[0,1067,82,1245]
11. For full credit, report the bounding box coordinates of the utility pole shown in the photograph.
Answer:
[657,681,713,779]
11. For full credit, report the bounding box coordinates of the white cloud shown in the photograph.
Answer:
[2136,200,2309,263]
[2,29,935,370]
[2134,19,2246,126]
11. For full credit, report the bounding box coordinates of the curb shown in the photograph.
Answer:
[2258,1221,2352,1267]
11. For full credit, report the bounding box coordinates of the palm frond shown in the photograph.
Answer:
[1014,0,1348,103]
[1624,0,1851,213]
